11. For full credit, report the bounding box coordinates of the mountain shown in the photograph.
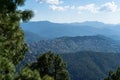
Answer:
[61,51,120,80]
[29,35,120,54]
[20,21,120,80]
[19,35,120,80]
[19,51,120,80]
[21,21,120,40]
[24,31,47,42]
[70,21,110,28]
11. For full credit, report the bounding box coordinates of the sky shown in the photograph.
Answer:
[20,0,120,24]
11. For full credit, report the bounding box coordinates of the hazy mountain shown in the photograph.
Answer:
[20,21,120,80]
[29,35,120,54]
[70,21,110,28]
[24,31,47,42]
[19,35,120,80]
[21,21,120,40]
[19,51,120,80]
[61,51,120,80]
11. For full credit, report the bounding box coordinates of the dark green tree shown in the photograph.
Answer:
[0,0,33,65]
[15,67,42,80]
[30,52,70,80]
[0,56,15,80]
[104,67,120,80]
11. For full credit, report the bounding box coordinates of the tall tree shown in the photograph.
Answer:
[0,0,33,65]
[104,67,120,80]
[30,52,70,80]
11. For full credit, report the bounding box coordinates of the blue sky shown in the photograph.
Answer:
[20,0,120,24]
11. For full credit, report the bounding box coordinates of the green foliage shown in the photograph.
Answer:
[0,56,15,80]
[0,1,70,80]
[15,67,42,80]
[30,52,70,80]
[22,10,34,22]
[0,0,33,65]
[0,0,40,80]
[42,75,54,80]
[0,20,27,65]
[104,67,120,80]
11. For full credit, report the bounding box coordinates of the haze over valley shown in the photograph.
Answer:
[20,21,120,80]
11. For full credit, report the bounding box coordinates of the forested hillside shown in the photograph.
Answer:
[21,35,120,80]
[21,51,120,80]
[28,35,120,54]
[62,51,120,80]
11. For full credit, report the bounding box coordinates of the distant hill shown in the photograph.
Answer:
[20,21,120,80]
[19,51,120,80]
[61,51,120,80]
[19,35,120,80]
[29,35,120,54]
[21,21,120,40]
[24,31,47,42]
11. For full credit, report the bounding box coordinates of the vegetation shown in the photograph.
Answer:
[0,56,15,80]
[0,0,33,79]
[15,52,70,80]
[0,0,33,65]
[61,51,120,80]
[29,35,120,54]
[15,67,42,80]
[42,75,54,80]
[2,0,120,80]
[30,52,70,80]
[0,0,70,80]
[19,51,120,80]
[104,67,120,80]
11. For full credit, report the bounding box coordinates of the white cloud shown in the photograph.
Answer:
[77,1,118,13]
[36,0,118,13]
[100,1,117,12]
[36,0,63,5]
[36,0,76,11]
[49,5,72,11]
[78,4,98,13]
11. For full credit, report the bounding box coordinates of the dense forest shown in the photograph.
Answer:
[28,35,120,54]
[19,51,120,80]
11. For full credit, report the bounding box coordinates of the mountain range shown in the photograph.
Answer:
[24,31,47,42]
[21,21,120,41]
[20,21,120,80]
[61,51,120,80]
[21,35,120,80]
[29,35,120,54]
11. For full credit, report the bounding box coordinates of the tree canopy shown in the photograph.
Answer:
[104,67,120,80]
[15,67,42,80]
[0,0,33,65]
[30,52,70,80]
[0,56,15,80]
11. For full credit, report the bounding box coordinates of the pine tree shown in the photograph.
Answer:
[0,0,33,65]
[104,67,120,80]
[30,52,70,80]
[15,67,42,80]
